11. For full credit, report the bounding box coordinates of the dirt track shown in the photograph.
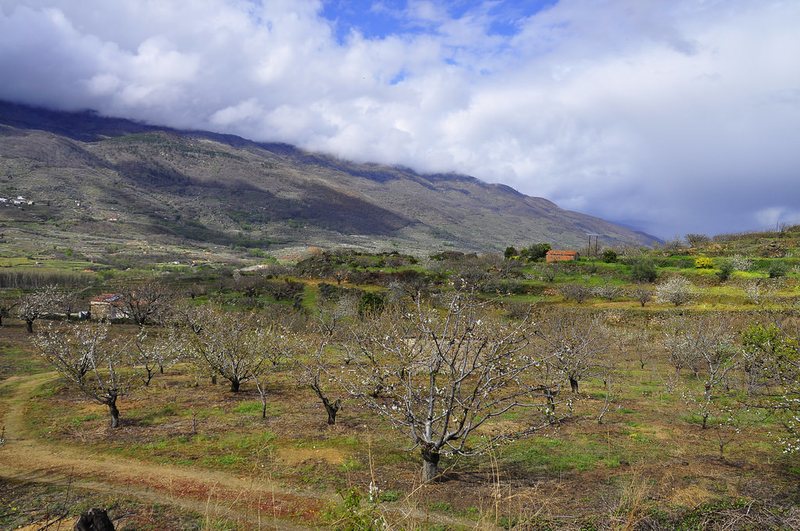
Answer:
[0,373,321,530]
[0,373,480,530]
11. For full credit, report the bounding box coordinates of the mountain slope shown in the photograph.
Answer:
[0,100,657,257]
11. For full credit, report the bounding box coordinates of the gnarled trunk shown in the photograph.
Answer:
[107,399,120,429]
[74,508,115,531]
[25,319,34,334]
[421,446,440,482]
[569,377,579,394]
[311,377,341,425]
[322,397,341,425]
[229,378,240,393]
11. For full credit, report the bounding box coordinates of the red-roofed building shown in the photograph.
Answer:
[545,250,580,262]
[89,293,124,320]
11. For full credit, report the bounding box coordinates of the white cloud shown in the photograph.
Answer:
[1,0,799,238]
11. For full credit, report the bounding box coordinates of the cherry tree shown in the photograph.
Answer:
[130,327,180,386]
[741,315,800,452]
[34,321,136,428]
[664,314,740,429]
[17,285,61,333]
[656,276,695,307]
[534,308,611,394]
[118,280,175,327]
[336,292,558,482]
[182,305,286,394]
[296,336,344,425]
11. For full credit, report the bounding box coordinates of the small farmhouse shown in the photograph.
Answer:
[545,250,580,262]
[89,293,125,320]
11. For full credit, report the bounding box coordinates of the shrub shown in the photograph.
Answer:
[601,250,618,263]
[358,291,385,316]
[263,279,305,302]
[520,243,551,262]
[716,260,735,281]
[317,282,340,303]
[695,257,714,269]
[768,260,789,278]
[630,259,658,283]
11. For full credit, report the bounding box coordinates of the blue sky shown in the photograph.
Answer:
[1,0,799,239]
[321,0,557,41]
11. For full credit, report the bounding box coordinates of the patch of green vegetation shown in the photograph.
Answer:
[66,412,103,427]
[337,456,363,473]
[505,437,617,472]
[0,342,50,377]
[201,454,246,469]
[378,489,402,502]
[133,402,181,426]
[672,498,751,529]
[232,400,265,415]
[107,429,278,472]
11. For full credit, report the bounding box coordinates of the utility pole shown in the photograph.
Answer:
[586,233,600,257]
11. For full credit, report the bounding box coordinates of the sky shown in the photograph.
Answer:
[1,0,799,239]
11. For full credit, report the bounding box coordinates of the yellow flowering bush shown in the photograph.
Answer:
[695,257,714,269]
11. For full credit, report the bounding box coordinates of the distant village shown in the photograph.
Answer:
[0,195,34,206]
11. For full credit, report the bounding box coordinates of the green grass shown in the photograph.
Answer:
[504,437,616,472]
[0,342,50,377]
[131,402,181,426]
[105,430,278,472]
[233,400,264,415]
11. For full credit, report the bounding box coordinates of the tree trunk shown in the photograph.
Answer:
[569,377,579,394]
[322,398,341,425]
[74,508,115,531]
[311,379,340,425]
[108,400,120,429]
[544,388,557,421]
[421,447,440,482]
[229,378,240,393]
[26,319,34,334]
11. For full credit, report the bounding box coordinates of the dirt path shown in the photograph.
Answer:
[0,373,321,530]
[0,373,485,531]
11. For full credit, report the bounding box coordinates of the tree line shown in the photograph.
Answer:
[20,276,800,482]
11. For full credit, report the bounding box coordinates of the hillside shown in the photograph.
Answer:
[0,100,657,260]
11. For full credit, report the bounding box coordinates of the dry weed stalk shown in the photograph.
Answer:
[604,468,653,531]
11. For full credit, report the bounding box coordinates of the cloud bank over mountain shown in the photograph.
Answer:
[2,0,799,238]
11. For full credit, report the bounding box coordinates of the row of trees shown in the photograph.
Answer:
[33,287,800,479]
[32,290,623,480]
[1,280,176,333]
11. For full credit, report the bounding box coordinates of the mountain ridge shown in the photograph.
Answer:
[0,100,658,258]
